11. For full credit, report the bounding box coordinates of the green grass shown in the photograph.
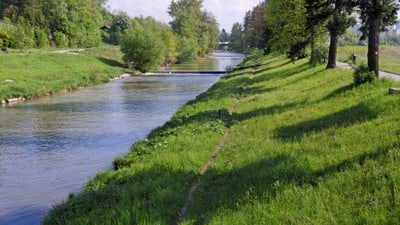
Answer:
[338,45,400,74]
[0,45,125,100]
[43,53,400,225]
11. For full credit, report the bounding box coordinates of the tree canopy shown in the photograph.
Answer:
[0,0,106,48]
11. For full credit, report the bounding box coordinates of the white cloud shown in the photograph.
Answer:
[106,0,261,30]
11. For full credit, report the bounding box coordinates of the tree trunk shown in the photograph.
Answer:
[368,17,380,77]
[326,34,338,69]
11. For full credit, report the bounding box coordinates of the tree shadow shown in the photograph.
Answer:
[42,164,197,225]
[232,102,299,125]
[275,102,378,140]
[322,84,355,101]
[185,143,397,224]
[243,85,278,97]
[96,57,123,67]
[253,61,310,83]
[186,75,252,105]
[148,108,231,139]
[42,138,398,224]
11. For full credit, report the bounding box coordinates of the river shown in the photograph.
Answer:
[0,51,244,225]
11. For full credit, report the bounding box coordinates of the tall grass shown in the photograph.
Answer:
[338,45,400,74]
[0,45,125,100]
[43,53,400,225]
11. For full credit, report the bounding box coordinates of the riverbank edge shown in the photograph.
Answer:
[43,52,400,224]
[0,73,135,106]
[0,47,130,106]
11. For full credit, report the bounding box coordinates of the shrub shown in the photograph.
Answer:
[35,29,49,48]
[53,31,69,48]
[353,64,376,86]
[0,30,11,47]
[310,42,328,66]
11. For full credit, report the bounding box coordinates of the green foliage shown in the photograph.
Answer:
[310,42,328,66]
[34,28,48,48]
[229,22,243,52]
[161,27,178,65]
[353,64,376,86]
[0,0,105,49]
[168,0,219,61]
[243,2,270,51]
[121,25,165,72]
[0,30,11,47]
[266,0,308,57]
[176,37,198,63]
[53,31,68,48]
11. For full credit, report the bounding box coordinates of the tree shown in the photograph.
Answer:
[325,0,356,68]
[266,0,308,60]
[168,0,218,61]
[229,22,243,52]
[161,27,178,65]
[358,0,400,76]
[243,2,271,52]
[219,29,229,42]
[107,11,132,45]
[121,23,165,72]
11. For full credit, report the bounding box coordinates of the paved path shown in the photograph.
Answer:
[336,62,400,82]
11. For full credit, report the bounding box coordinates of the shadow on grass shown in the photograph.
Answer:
[96,57,123,67]
[42,138,399,225]
[42,165,197,225]
[275,102,378,140]
[322,84,355,101]
[148,108,231,139]
[232,102,299,125]
[185,143,398,224]
[253,60,310,84]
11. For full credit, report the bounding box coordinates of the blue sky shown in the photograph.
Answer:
[106,0,263,30]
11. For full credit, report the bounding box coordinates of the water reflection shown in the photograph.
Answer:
[0,52,244,225]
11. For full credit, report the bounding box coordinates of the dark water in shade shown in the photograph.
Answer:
[0,51,244,225]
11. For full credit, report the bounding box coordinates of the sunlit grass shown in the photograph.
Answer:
[43,53,400,225]
[338,45,400,74]
[0,45,125,100]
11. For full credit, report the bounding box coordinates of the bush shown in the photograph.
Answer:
[310,43,328,66]
[353,64,376,86]
[0,30,11,47]
[53,31,69,48]
[35,29,49,48]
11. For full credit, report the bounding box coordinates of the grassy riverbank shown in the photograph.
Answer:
[43,52,400,225]
[0,45,125,100]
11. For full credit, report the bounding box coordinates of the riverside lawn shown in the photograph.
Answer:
[338,45,400,75]
[0,45,125,101]
[43,52,400,225]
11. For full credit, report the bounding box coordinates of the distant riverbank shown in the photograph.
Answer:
[0,46,126,104]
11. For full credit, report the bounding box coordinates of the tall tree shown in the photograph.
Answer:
[121,22,165,72]
[358,0,400,76]
[243,2,271,52]
[168,0,218,61]
[266,0,308,59]
[229,22,243,52]
[326,0,356,69]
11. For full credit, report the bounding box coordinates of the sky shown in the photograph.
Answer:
[106,0,263,31]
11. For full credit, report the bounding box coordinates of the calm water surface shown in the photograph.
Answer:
[0,51,243,225]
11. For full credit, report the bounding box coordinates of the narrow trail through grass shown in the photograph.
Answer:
[43,52,400,225]
[176,70,256,224]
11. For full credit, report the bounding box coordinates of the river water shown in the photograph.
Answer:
[0,51,244,225]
